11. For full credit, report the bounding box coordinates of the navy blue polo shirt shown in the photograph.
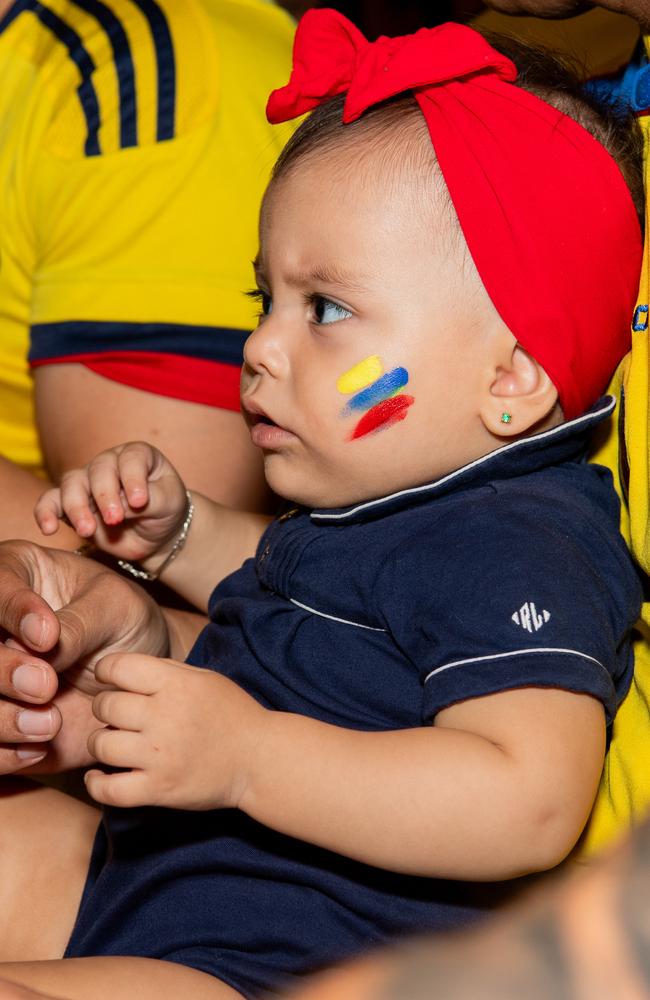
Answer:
[65,397,641,999]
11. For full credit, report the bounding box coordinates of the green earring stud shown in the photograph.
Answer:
[500,412,512,425]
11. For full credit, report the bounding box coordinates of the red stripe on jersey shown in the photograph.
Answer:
[30,351,242,412]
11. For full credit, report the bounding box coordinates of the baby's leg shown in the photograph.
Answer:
[0,781,244,999]
[0,959,243,999]
[0,778,100,962]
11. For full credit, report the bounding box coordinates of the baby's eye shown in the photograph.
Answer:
[246,288,272,317]
[312,296,352,326]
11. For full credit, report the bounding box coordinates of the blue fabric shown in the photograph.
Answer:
[65,397,641,997]
[129,0,176,141]
[71,0,138,148]
[6,1,102,155]
[585,43,650,114]
[29,321,249,366]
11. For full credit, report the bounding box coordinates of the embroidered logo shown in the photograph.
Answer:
[511,602,551,633]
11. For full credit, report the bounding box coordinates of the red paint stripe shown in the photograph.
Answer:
[350,394,414,440]
[30,351,242,412]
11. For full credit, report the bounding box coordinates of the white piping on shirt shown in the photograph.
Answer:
[311,397,615,522]
[289,598,387,632]
[424,647,607,684]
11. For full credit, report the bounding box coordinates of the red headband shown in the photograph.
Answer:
[267,10,643,419]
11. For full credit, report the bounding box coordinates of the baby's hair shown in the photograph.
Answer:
[271,33,645,231]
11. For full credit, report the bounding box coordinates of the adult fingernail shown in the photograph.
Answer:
[20,613,47,648]
[12,663,49,698]
[17,708,55,736]
[16,749,47,761]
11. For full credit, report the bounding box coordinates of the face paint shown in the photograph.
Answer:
[336,355,382,395]
[350,394,415,439]
[337,356,414,440]
[341,367,409,416]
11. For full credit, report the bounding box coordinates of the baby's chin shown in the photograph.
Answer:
[266,476,401,514]
[262,462,370,512]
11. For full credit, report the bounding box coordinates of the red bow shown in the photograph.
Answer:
[266,9,642,419]
[267,9,517,125]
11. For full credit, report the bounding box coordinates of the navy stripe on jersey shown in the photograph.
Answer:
[30,321,249,366]
[71,0,138,148]
[0,0,102,155]
[0,0,24,32]
[130,0,176,141]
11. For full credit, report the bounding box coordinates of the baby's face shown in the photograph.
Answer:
[241,149,505,509]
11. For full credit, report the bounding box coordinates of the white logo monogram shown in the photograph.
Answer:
[511,602,551,633]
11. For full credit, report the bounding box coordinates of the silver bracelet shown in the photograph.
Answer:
[117,490,195,582]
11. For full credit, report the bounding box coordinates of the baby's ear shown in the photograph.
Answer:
[480,344,559,437]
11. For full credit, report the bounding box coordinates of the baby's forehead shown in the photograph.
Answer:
[263,115,461,246]
[258,134,482,309]
[278,106,437,193]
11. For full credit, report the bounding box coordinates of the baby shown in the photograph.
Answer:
[29,10,644,1000]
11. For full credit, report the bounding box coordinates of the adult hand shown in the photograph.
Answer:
[481,0,650,30]
[0,540,170,775]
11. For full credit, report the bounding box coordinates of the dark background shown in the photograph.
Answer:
[280,2,486,37]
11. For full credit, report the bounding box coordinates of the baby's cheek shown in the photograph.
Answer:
[334,356,415,442]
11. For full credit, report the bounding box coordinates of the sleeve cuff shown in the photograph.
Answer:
[423,647,623,725]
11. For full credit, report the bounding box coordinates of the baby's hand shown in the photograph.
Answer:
[84,652,266,810]
[34,442,189,566]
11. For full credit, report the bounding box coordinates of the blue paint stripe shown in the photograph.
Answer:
[29,321,249,366]
[2,1,102,155]
[343,367,409,413]
[71,0,138,148]
[130,0,175,141]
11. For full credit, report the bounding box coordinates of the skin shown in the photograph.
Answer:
[288,812,650,1000]
[0,0,271,757]
[482,0,650,30]
[0,551,242,999]
[245,153,560,511]
[36,442,271,614]
[0,370,269,551]
[0,141,606,995]
[0,541,176,775]
[0,0,271,551]
[0,17,629,994]
[23,149,604,883]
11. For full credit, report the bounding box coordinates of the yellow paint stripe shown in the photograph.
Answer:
[337,355,383,395]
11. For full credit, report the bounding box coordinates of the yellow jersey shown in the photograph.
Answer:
[0,0,295,473]
[476,6,650,857]
[585,43,650,855]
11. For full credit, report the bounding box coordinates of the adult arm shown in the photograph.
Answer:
[0,960,240,1000]
[0,386,268,548]
[35,366,271,516]
[0,457,77,548]
[0,1,296,541]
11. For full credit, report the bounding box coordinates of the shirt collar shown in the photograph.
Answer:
[310,396,615,525]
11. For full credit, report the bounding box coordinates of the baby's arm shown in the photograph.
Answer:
[86,653,603,880]
[238,684,604,879]
[35,442,271,612]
